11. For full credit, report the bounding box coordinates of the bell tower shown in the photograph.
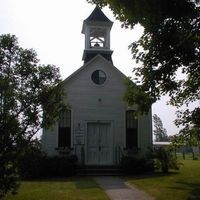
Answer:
[82,6,113,64]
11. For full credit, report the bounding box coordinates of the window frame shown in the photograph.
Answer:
[91,70,107,85]
[58,109,71,148]
[126,110,138,149]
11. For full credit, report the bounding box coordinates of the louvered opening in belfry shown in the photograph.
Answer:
[90,28,106,48]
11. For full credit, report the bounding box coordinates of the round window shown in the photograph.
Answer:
[91,70,107,85]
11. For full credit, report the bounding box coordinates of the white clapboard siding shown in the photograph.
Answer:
[42,55,152,164]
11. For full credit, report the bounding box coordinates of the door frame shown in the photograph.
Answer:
[85,120,114,166]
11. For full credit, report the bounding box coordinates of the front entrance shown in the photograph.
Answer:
[87,122,112,165]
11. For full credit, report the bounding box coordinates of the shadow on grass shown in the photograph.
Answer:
[20,177,99,190]
[124,171,179,181]
[166,182,200,200]
[74,179,100,189]
[20,177,72,182]
[176,182,200,200]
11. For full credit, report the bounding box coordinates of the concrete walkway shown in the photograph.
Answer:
[94,177,155,200]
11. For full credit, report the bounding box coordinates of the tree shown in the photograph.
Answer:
[0,34,65,198]
[171,124,200,159]
[153,114,169,142]
[87,0,200,139]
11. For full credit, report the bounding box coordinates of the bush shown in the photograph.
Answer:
[19,154,78,178]
[120,151,154,174]
[18,148,45,178]
[43,155,78,177]
[18,139,46,178]
[152,147,180,173]
[18,140,78,178]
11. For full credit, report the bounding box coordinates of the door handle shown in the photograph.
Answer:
[99,146,101,151]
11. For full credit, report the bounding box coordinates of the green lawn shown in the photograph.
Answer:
[127,159,200,200]
[5,178,109,200]
[5,157,200,200]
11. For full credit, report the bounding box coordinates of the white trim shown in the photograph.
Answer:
[153,142,171,146]
[70,109,74,148]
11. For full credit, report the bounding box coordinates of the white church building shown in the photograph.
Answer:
[42,7,152,166]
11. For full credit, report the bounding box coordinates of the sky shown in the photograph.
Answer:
[1,0,196,136]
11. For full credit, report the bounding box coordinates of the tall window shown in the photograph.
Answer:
[58,110,71,148]
[126,110,138,149]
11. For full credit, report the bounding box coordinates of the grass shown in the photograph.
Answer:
[5,178,110,200]
[126,159,200,200]
[5,154,200,200]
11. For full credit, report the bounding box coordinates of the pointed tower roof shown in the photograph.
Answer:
[85,6,112,22]
[82,6,113,64]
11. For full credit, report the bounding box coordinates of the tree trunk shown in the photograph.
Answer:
[192,151,195,160]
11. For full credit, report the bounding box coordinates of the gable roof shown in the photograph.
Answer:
[62,54,127,85]
[85,6,112,22]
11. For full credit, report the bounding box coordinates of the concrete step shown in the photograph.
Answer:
[77,167,124,176]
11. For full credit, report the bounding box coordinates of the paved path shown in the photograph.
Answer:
[94,177,155,200]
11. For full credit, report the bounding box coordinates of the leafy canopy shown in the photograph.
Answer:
[87,0,200,137]
[0,34,65,198]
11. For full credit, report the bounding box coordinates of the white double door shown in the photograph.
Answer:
[87,122,112,165]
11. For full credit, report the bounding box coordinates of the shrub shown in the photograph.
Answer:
[19,154,78,178]
[120,151,154,174]
[18,140,78,178]
[18,148,45,178]
[152,147,180,173]
[43,155,78,177]
[18,139,46,178]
